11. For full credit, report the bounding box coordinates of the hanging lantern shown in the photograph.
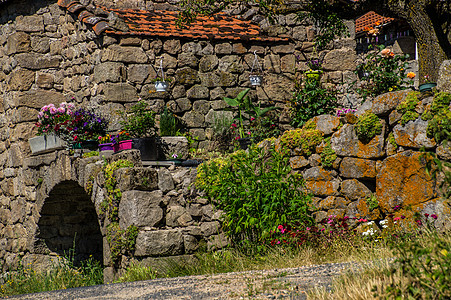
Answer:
[249,50,263,86]
[154,57,169,92]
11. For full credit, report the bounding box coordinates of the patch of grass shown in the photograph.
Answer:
[0,254,103,297]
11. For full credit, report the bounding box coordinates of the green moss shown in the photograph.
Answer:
[422,92,451,121]
[320,137,337,168]
[82,151,99,158]
[388,132,398,149]
[427,110,451,143]
[355,111,383,143]
[397,91,420,125]
[279,128,323,156]
[102,159,134,222]
[421,92,451,143]
[365,194,379,212]
[302,119,317,130]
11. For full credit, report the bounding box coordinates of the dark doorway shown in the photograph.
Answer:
[36,180,103,266]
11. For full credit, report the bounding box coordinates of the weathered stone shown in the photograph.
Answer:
[163,39,181,54]
[331,124,385,159]
[437,60,451,93]
[103,83,137,102]
[200,221,220,237]
[376,151,436,213]
[308,153,321,167]
[102,45,148,63]
[289,156,309,169]
[304,179,340,197]
[303,167,337,181]
[183,111,205,128]
[36,73,54,88]
[16,90,64,109]
[169,98,191,113]
[311,114,341,135]
[116,167,158,191]
[437,142,451,161]
[182,42,202,55]
[318,196,349,210]
[341,179,372,201]
[346,199,381,221]
[340,157,376,179]
[272,44,295,54]
[264,54,281,73]
[371,90,410,116]
[175,67,198,85]
[207,233,230,251]
[158,168,175,193]
[256,74,294,102]
[280,54,296,74]
[199,55,219,73]
[16,15,44,32]
[218,55,244,73]
[204,110,233,126]
[127,64,152,84]
[393,119,436,149]
[135,229,184,256]
[215,43,232,54]
[184,235,198,253]
[177,53,199,68]
[187,85,209,99]
[160,137,190,160]
[16,53,61,69]
[5,69,35,91]
[119,190,163,228]
[166,205,188,227]
[7,32,30,54]
[31,36,50,53]
[93,62,124,83]
[323,49,357,71]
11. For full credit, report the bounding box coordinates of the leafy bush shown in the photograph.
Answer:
[119,100,156,138]
[355,111,383,143]
[159,106,182,136]
[383,230,451,299]
[196,144,313,245]
[279,127,323,156]
[290,79,338,128]
[356,45,412,99]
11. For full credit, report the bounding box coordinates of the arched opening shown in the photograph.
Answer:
[36,180,103,266]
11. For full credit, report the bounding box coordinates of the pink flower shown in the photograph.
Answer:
[49,107,57,115]
[57,107,65,114]
[431,214,438,219]
[306,227,310,231]
[401,215,406,219]
[231,123,237,128]
[247,131,251,135]
[424,213,429,218]
[393,217,401,221]
[320,228,325,232]
[380,48,392,58]
[250,117,255,121]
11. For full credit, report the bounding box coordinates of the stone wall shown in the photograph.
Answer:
[278,86,450,230]
[0,147,226,282]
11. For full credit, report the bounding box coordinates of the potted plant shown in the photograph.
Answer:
[419,75,436,92]
[118,99,158,160]
[111,131,132,152]
[30,102,75,154]
[98,134,114,151]
[62,108,108,150]
[225,88,279,149]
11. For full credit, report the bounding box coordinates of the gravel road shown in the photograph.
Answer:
[7,262,364,299]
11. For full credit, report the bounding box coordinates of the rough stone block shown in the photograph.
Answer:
[116,167,158,191]
[119,190,163,228]
[158,168,175,193]
[16,53,61,69]
[376,151,436,213]
[340,157,376,179]
[7,32,30,54]
[323,49,357,71]
[371,90,411,116]
[311,114,341,135]
[102,45,148,63]
[93,62,124,83]
[103,83,138,102]
[393,119,436,149]
[134,229,184,256]
[341,179,372,201]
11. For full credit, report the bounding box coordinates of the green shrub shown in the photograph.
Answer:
[290,79,338,128]
[320,137,337,168]
[196,145,313,245]
[355,111,383,143]
[106,223,139,265]
[383,230,451,299]
[159,106,182,136]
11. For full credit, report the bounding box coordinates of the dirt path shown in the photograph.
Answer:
[8,262,363,299]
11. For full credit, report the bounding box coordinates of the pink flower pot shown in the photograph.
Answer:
[118,139,132,151]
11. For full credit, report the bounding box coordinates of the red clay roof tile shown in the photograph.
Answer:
[104,8,288,42]
[356,11,394,33]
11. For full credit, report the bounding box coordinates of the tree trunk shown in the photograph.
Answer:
[374,0,449,83]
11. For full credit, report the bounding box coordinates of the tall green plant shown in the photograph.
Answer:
[119,100,156,138]
[159,107,181,136]
[290,78,338,128]
[196,145,313,245]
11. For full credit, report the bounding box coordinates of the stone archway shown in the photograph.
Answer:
[35,180,103,266]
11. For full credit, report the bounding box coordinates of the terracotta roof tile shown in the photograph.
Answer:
[356,11,394,33]
[105,8,288,42]
[56,1,288,41]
